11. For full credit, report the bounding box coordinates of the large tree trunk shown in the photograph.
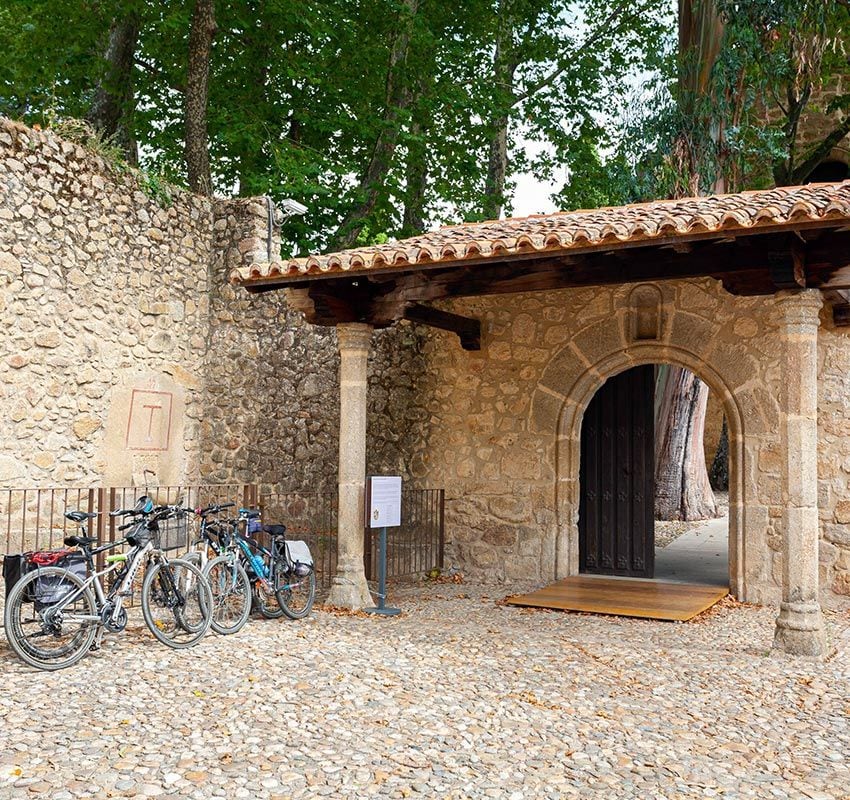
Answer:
[332,0,419,250]
[401,117,428,236]
[87,10,140,164]
[481,0,518,221]
[185,0,216,196]
[709,415,729,491]
[655,366,718,520]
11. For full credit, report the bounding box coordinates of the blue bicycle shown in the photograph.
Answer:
[234,509,316,620]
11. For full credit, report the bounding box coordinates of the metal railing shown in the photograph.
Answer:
[0,484,445,594]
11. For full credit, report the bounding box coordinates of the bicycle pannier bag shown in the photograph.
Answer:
[31,551,87,610]
[3,553,34,601]
[285,540,314,577]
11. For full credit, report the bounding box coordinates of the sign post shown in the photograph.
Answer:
[365,476,402,616]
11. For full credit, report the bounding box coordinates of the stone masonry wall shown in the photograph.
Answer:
[202,198,430,490]
[0,118,427,505]
[0,119,214,489]
[402,279,850,601]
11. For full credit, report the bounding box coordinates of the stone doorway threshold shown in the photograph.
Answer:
[505,575,729,622]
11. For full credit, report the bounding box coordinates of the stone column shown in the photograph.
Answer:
[327,322,375,609]
[772,290,828,656]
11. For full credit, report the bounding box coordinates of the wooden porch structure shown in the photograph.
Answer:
[232,182,850,656]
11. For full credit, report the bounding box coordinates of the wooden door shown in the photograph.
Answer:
[579,365,655,578]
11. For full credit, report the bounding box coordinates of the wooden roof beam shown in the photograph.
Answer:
[402,304,481,350]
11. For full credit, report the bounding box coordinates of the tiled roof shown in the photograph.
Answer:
[232,181,850,285]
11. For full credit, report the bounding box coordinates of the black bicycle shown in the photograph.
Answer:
[183,502,252,635]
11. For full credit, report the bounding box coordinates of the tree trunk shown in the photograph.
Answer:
[709,415,729,491]
[87,10,140,164]
[655,366,718,520]
[482,114,509,220]
[401,118,428,236]
[185,0,216,196]
[481,0,517,221]
[332,0,419,250]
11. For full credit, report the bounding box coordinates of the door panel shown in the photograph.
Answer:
[579,366,655,578]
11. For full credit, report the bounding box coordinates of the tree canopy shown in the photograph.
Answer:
[1,0,848,254]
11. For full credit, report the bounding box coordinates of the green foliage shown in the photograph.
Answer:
[0,0,671,244]
[135,168,174,208]
[581,0,850,203]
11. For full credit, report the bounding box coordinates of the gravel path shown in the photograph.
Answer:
[1,583,848,799]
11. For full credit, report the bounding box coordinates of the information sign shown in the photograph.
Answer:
[367,476,402,529]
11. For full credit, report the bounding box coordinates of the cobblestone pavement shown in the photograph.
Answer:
[1,583,848,800]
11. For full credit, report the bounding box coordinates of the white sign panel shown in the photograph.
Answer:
[367,476,402,528]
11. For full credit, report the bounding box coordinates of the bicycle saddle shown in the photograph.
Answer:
[242,510,261,519]
[263,524,287,537]
[64,535,98,547]
[65,511,98,523]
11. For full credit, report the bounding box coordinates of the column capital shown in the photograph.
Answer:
[337,322,374,353]
[774,289,823,326]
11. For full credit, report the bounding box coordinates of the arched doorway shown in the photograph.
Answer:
[553,344,746,599]
[577,363,729,586]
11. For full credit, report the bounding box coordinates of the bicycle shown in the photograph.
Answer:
[182,502,251,636]
[234,508,316,620]
[3,497,212,671]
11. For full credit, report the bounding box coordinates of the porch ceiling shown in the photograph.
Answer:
[231,181,850,327]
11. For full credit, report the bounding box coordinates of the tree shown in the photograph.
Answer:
[184,0,216,195]
[331,0,420,249]
[87,6,141,163]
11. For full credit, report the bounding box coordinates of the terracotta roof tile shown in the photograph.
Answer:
[232,181,850,285]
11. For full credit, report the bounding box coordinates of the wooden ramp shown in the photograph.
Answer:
[505,576,728,622]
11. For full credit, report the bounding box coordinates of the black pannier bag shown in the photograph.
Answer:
[3,553,34,601]
[28,550,88,610]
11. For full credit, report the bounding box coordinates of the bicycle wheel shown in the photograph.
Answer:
[141,559,212,648]
[204,554,251,635]
[275,565,316,620]
[3,567,98,671]
[252,576,285,619]
[241,550,285,619]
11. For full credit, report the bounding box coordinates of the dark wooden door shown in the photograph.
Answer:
[579,365,655,578]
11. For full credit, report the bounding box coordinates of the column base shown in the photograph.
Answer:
[326,568,374,610]
[772,601,828,657]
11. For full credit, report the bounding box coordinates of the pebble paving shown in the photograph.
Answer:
[0,583,848,799]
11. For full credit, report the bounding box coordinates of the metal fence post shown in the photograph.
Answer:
[438,489,445,570]
[363,525,373,582]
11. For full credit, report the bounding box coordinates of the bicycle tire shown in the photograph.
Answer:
[3,567,98,671]
[204,554,251,635]
[253,577,285,619]
[141,559,212,648]
[275,567,316,620]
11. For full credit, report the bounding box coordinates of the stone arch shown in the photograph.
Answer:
[535,340,750,599]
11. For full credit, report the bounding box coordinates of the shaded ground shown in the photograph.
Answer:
[0,582,848,799]
[655,491,729,549]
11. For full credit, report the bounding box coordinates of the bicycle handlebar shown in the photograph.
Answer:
[195,502,236,516]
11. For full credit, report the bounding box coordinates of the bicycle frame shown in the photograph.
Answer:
[46,541,153,629]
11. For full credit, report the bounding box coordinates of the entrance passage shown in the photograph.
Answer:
[579,364,655,578]
[505,576,728,622]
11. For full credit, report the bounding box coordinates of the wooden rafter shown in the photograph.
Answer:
[268,229,850,328]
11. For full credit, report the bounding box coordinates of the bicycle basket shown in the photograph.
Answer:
[158,512,189,552]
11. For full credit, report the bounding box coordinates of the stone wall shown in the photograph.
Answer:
[0,119,214,488]
[201,198,430,489]
[402,279,850,601]
[0,118,427,504]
